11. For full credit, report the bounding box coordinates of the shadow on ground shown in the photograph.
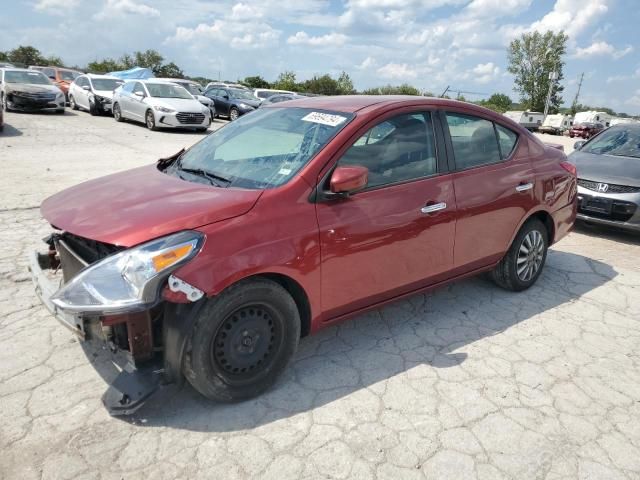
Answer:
[574,220,640,245]
[104,250,615,431]
[0,123,22,137]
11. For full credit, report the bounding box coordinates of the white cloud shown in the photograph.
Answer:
[471,62,500,83]
[357,56,378,69]
[574,41,633,59]
[626,90,640,108]
[33,0,79,14]
[463,0,532,19]
[530,0,608,38]
[94,0,159,19]
[287,31,348,47]
[167,19,281,50]
[376,62,418,80]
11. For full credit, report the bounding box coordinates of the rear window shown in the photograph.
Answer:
[495,124,518,158]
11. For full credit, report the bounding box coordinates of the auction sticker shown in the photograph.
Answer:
[302,112,347,127]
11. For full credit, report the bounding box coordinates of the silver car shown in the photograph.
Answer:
[112,80,211,131]
[68,74,124,115]
[569,124,640,233]
[154,78,215,119]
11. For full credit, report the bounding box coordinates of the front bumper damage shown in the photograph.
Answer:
[7,92,65,112]
[28,234,205,415]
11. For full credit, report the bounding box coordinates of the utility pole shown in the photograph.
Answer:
[571,73,584,115]
[543,71,558,117]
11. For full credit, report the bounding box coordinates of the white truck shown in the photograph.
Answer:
[573,111,612,127]
[538,114,573,135]
[503,111,545,131]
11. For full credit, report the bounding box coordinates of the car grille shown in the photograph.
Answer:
[577,179,640,194]
[59,232,123,265]
[578,194,637,222]
[176,112,205,124]
[15,92,56,101]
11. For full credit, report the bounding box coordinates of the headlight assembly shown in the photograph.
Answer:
[51,231,204,313]
[154,106,175,113]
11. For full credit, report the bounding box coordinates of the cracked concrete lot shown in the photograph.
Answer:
[1,111,640,480]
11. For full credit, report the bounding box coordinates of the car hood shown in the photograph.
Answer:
[94,89,115,99]
[6,83,61,94]
[233,98,261,108]
[569,150,640,187]
[41,164,263,247]
[148,97,205,112]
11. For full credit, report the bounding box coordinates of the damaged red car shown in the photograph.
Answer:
[30,96,577,415]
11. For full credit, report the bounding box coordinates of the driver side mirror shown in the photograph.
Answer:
[329,166,369,195]
[573,140,586,150]
[81,85,90,91]
[133,91,145,98]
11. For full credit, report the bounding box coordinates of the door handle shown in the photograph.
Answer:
[516,182,533,192]
[421,202,447,214]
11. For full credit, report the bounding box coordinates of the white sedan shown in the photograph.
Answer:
[112,80,211,131]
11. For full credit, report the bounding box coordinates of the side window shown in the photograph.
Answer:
[121,82,134,93]
[495,124,518,159]
[338,112,437,189]
[445,112,501,169]
[132,83,145,95]
[43,68,56,79]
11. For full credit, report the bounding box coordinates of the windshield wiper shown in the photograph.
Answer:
[179,167,232,186]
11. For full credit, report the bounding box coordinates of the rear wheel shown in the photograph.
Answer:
[491,218,548,291]
[145,109,157,130]
[184,279,300,402]
[113,103,123,122]
[229,107,239,121]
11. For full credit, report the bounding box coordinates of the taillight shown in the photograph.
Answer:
[560,161,577,176]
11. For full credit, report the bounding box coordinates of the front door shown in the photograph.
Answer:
[129,82,147,121]
[317,111,457,320]
[443,110,536,271]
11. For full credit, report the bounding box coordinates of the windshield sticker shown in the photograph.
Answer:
[302,112,347,127]
[278,167,292,175]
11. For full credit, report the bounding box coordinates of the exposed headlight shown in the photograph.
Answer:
[238,103,253,109]
[51,231,204,313]
[154,106,175,113]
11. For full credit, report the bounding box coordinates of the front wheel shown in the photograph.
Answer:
[229,107,239,121]
[1,94,10,112]
[184,278,300,402]
[69,95,78,110]
[491,218,548,292]
[145,109,157,130]
[113,103,124,122]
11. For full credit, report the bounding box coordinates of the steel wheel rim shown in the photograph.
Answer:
[146,112,154,128]
[517,230,544,282]
[212,305,280,378]
[230,109,238,120]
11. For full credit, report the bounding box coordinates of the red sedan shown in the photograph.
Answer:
[569,122,604,139]
[30,96,577,414]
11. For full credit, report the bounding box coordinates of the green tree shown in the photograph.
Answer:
[362,84,421,95]
[155,62,184,78]
[478,93,513,113]
[87,58,122,73]
[507,30,568,112]
[133,49,164,72]
[273,71,297,91]
[301,74,340,95]
[0,51,8,62]
[241,76,270,88]
[336,71,355,94]
[6,45,48,66]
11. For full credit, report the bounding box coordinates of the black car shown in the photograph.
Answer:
[203,86,260,120]
[258,93,306,107]
[570,124,640,232]
[1,68,65,113]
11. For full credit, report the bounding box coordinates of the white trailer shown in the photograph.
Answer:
[610,117,640,126]
[573,111,612,127]
[503,111,545,131]
[539,114,573,135]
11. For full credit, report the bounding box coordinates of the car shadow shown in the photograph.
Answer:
[0,123,22,137]
[574,220,640,245]
[7,109,79,116]
[109,250,616,431]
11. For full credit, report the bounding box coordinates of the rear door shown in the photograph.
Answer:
[130,82,147,120]
[316,109,457,320]
[442,110,536,271]
[75,77,89,109]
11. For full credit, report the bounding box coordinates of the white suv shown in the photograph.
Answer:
[68,74,124,115]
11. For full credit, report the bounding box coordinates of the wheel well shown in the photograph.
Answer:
[529,211,555,244]
[257,273,311,338]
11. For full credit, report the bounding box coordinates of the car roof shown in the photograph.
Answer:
[154,78,196,83]
[262,95,493,114]
[84,73,121,79]
[2,68,44,73]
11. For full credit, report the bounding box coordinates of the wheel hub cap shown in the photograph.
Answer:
[517,230,544,282]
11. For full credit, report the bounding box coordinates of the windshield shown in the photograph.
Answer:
[229,88,256,101]
[146,83,192,99]
[60,70,80,81]
[5,71,51,85]
[581,127,640,158]
[92,78,124,91]
[177,82,202,95]
[169,108,353,189]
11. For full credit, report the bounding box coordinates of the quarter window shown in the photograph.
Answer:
[445,113,501,169]
[338,112,437,188]
[495,124,518,159]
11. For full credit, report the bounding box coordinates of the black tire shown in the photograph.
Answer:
[229,107,239,121]
[55,109,65,114]
[69,95,78,111]
[196,127,208,132]
[491,218,548,292]
[184,278,300,402]
[89,101,98,116]
[1,94,10,112]
[113,103,124,122]
[145,109,157,131]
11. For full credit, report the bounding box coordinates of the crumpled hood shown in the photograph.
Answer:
[41,164,263,247]
[94,89,115,100]
[569,150,640,187]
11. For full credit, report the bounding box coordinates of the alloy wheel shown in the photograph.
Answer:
[516,230,544,282]
[230,108,239,121]
[146,111,155,130]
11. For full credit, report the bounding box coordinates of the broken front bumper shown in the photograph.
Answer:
[28,250,163,415]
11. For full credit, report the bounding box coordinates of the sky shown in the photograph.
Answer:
[2,0,640,114]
